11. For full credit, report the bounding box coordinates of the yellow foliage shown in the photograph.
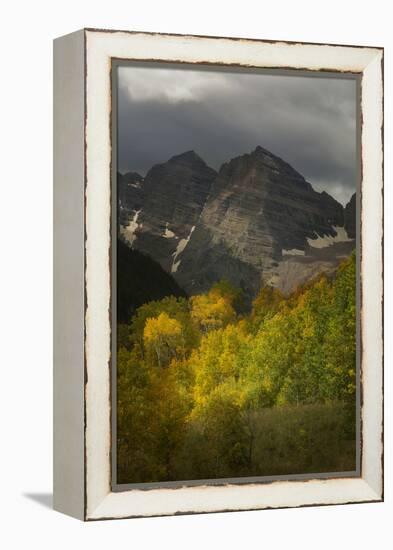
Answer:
[190,290,235,331]
[144,312,182,343]
[143,312,183,367]
[118,254,357,481]
[190,323,251,406]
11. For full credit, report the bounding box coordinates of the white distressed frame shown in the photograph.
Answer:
[56,29,383,520]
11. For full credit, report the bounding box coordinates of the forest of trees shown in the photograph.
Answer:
[117,253,357,484]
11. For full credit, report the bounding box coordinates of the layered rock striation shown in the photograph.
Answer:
[118,150,217,271]
[119,146,356,301]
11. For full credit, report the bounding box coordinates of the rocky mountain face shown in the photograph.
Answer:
[118,151,216,271]
[344,192,356,239]
[118,171,144,227]
[119,146,356,301]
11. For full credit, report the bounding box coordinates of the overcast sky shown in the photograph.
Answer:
[117,63,358,206]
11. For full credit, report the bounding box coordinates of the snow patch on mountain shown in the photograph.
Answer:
[171,226,195,273]
[120,209,141,247]
[128,181,142,189]
[307,226,352,249]
[163,223,176,239]
[282,248,305,256]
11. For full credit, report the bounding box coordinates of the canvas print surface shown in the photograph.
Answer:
[115,63,358,486]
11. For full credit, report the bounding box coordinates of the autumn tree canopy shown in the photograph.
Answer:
[117,253,357,484]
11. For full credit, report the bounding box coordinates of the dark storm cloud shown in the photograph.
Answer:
[117,65,358,205]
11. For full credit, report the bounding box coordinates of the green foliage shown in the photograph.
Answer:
[130,296,199,355]
[117,253,357,483]
[191,324,250,402]
[190,384,251,477]
[251,285,284,330]
[210,278,246,312]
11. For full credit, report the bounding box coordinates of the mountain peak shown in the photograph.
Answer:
[122,171,144,183]
[119,145,355,301]
[344,192,356,238]
[251,146,297,169]
[253,145,273,156]
[169,150,205,164]
[346,192,356,208]
[227,145,309,188]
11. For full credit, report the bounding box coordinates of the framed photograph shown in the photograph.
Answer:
[53,29,383,520]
